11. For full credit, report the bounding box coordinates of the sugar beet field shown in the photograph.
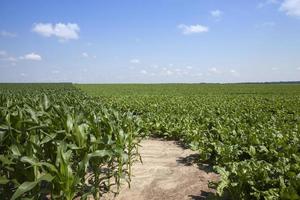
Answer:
[1,83,300,200]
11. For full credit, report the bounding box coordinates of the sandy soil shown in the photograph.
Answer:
[104,139,219,200]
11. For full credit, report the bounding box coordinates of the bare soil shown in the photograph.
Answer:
[104,139,219,200]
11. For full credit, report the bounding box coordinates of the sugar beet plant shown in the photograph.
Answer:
[0,84,142,199]
[79,84,300,200]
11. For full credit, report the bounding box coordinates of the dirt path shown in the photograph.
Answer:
[106,139,219,200]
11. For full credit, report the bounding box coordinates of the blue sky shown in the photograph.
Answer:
[0,0,300,83]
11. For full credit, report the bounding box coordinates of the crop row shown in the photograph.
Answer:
[0,85,142,199]
[96,93,300,199]
[2,83,300,200]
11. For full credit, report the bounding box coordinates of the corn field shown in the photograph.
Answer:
[0,84,142,199]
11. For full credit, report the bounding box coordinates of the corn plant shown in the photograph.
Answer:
[0,84,142,199]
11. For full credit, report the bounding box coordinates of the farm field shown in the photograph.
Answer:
[1,83,300,200]
[2,0,300,199]
[0,83,142,200]
[78,83,300,199]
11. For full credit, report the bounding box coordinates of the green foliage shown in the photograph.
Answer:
[78,83,300,200]
[0,84,142,199]
[2,83,300,199]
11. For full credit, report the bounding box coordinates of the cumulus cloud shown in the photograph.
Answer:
[210,10,223,18]
[178,24,209,35]
[1,30,17,38]
[0,50,43,63]
[297,67,300,70]
[280,0,300,17]
[32,23,80,41]
[130,59,140,64]
[20,53,42,61]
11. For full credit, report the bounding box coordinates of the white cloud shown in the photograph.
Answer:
[230,69,240,76]
[82,52,89,58]
[130,59,140,64]
[272,67,279,71]
[297,67,300,70]
[160,68,176,76]
[20,53,42,61]
[178,24,209,35]
[137,65,206,79]
[0,30,17,37]
[32,23,80,41]
[6,57,18,62]
[175,68,186,75]
[140,70,147,75]
[166,70,173,75]
[0,51,18,62]
[81,52,96,59]
[210,10,223,18]
[33,23,53,37]
[209,67,221,74]
[280,0,300,17]
[0,50,7,57]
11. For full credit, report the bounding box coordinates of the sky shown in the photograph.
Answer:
[0,0,300,83]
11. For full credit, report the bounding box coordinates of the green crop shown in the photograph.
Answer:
[2,83,300,199]
[78,83,300,200]
[0,84,142,199]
